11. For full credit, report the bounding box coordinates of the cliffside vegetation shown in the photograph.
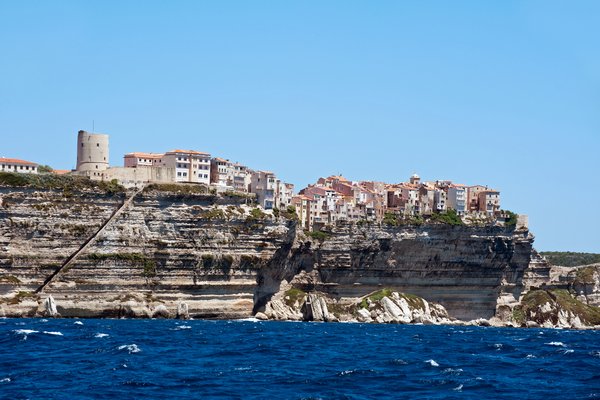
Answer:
[512,289,600,326]
[0,172,125,194]
[540,252,600,267]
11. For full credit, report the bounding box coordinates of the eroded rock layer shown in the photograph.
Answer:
[2,184,594,328]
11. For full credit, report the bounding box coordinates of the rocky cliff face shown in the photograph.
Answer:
[1,184,598,328]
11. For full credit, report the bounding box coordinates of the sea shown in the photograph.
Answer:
[1,318,599,399]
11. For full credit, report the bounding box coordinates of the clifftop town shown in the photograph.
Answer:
[2,130,518,232]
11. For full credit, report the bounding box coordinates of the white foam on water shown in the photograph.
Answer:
[43,331,63,336]
[453,384,463,391]
[40,319,48,323]
[525,354,536,359]
[175,325,191,330]
[494,343,503,349]
[118,344,141,354]
[425,359,439,367]
[561,349,574,355]
[545,341,565,347]
[236,317,261,322]
[95,333,109,338]
[590,351,600,358]
[74,321,84,325]
[0,377,11,383]
[13,329,38,335]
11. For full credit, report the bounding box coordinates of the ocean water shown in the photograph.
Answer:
[1,319,599,399]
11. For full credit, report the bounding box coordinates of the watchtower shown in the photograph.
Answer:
[76,130,109,172]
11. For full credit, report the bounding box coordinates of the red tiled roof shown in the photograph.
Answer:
[0,157,38,166]
[124,152,164,159]
[167,149,210,155]
[52,170,70,175]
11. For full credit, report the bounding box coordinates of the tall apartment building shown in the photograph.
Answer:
[160,150,211,184]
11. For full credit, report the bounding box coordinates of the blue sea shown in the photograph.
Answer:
[1,318,599,399]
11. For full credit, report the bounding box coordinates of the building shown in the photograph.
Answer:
[447,185,467,215]
[124,152,164,168]
[160,150,211,184]
[210,158,233,188]
[0,158,38,174]
[477,190,501,215]
[275,181,294,210]
[232,163,251,192]
[76,130,109,172]
[250,170,277,209]
[467,185,488,212]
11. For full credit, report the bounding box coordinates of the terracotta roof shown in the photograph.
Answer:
[0,157,38,166]
[167,149,210,155]
[124,152,164,159]
[52,170,70,175]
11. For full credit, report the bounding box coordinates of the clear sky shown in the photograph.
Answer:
[1,1,598,252]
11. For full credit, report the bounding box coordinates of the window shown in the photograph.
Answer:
[177,172,182,177]
[97,143,100,147]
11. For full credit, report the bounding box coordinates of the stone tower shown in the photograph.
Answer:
[76,130,109,172]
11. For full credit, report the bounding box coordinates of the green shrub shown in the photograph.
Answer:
[284,288,306,307]
[430,209,463,225]
[502,210,518,227]
[360,288,393,309]
[308,231,330,242]
[281,205,298,220]
[383,212,399,226]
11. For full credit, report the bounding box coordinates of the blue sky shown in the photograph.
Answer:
[1,1,598,252]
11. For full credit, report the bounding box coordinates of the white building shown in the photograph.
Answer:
[124,152,164,168]
[250,170,277,209]
[160,150,211,184]
[0,158,38,174]
[447,185,467,215]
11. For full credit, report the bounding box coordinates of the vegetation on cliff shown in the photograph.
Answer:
[540,252,600,267]
[512,289,600,326]
[87,253,157,277]
[0,172,125,194]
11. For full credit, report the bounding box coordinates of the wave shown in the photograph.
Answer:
[0,378,10,383]
[43,331,63,336]
[13,329,38,335]
[453,384,463,391]
[235,318,261,322]
[525,354,536,359]
[118,344,141,354]
[176,325,191,330]
[545,342,565,347]
[74,321,84,325]
[95,333,109,338]
[425,359,439,367]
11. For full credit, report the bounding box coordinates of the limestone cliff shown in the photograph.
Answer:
[0,183,598,328]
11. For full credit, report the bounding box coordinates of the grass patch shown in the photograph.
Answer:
[0,172,125,194]
[0,275,21,284]
[87,252,156,277]
[575,266,597,285]
[284,288,306,308]
[144,183,210,194]
[514,289,600,325]
[199,207,226,220]
[360,288,393,309]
